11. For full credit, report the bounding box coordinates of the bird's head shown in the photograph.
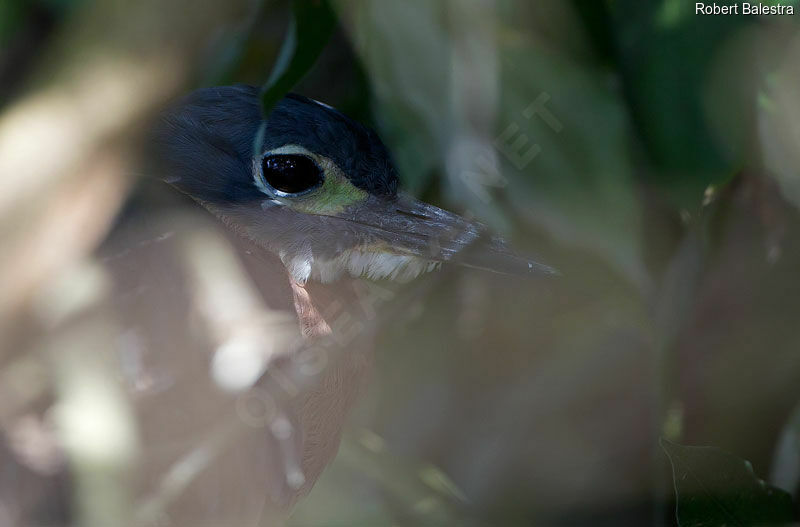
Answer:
[152,84,555,284]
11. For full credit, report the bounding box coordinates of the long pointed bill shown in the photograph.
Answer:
[205,193,557,283]
[334,194,557,276]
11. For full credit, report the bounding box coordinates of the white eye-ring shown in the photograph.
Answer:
[254,145,323,197]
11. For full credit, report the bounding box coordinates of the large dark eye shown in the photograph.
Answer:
[261,154,324,196]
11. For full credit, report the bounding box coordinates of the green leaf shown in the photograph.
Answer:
[758,36,800,213]
[661,438,795,526]
[260,0,336,117]
[499,42,646,287]
[606,0,752,209]
[772,403,800,499]
[339,0,646,286]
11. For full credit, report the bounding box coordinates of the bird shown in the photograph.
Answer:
[140,83,555,524]
[153,85,555,285]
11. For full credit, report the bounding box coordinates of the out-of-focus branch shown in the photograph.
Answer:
[36,261,139,527]
[0,0,250,342]
[0,2,252,525]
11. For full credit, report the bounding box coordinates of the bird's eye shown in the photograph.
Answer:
[261,154,324,196]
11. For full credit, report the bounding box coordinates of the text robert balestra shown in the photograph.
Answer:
[696,2,795,15]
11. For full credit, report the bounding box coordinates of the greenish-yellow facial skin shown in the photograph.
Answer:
[254,144,368,216]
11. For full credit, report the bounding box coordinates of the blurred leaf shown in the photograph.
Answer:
[199,14,259,87]
[290,429,472,526]
[570,0,615,63]
[499,38,646,287]
[0,0,25,45]
[338,0,448,195]
[607,0,751,208]
[759,33,800,212]
[419,464,468,503]
[662,439,795,526]
[0,0,86,45]
[340,0,646,286]
[772,403,800,499]
[260,0,336,116]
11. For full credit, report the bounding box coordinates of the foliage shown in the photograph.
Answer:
[662,439,795,526]
[3,0,800,526]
